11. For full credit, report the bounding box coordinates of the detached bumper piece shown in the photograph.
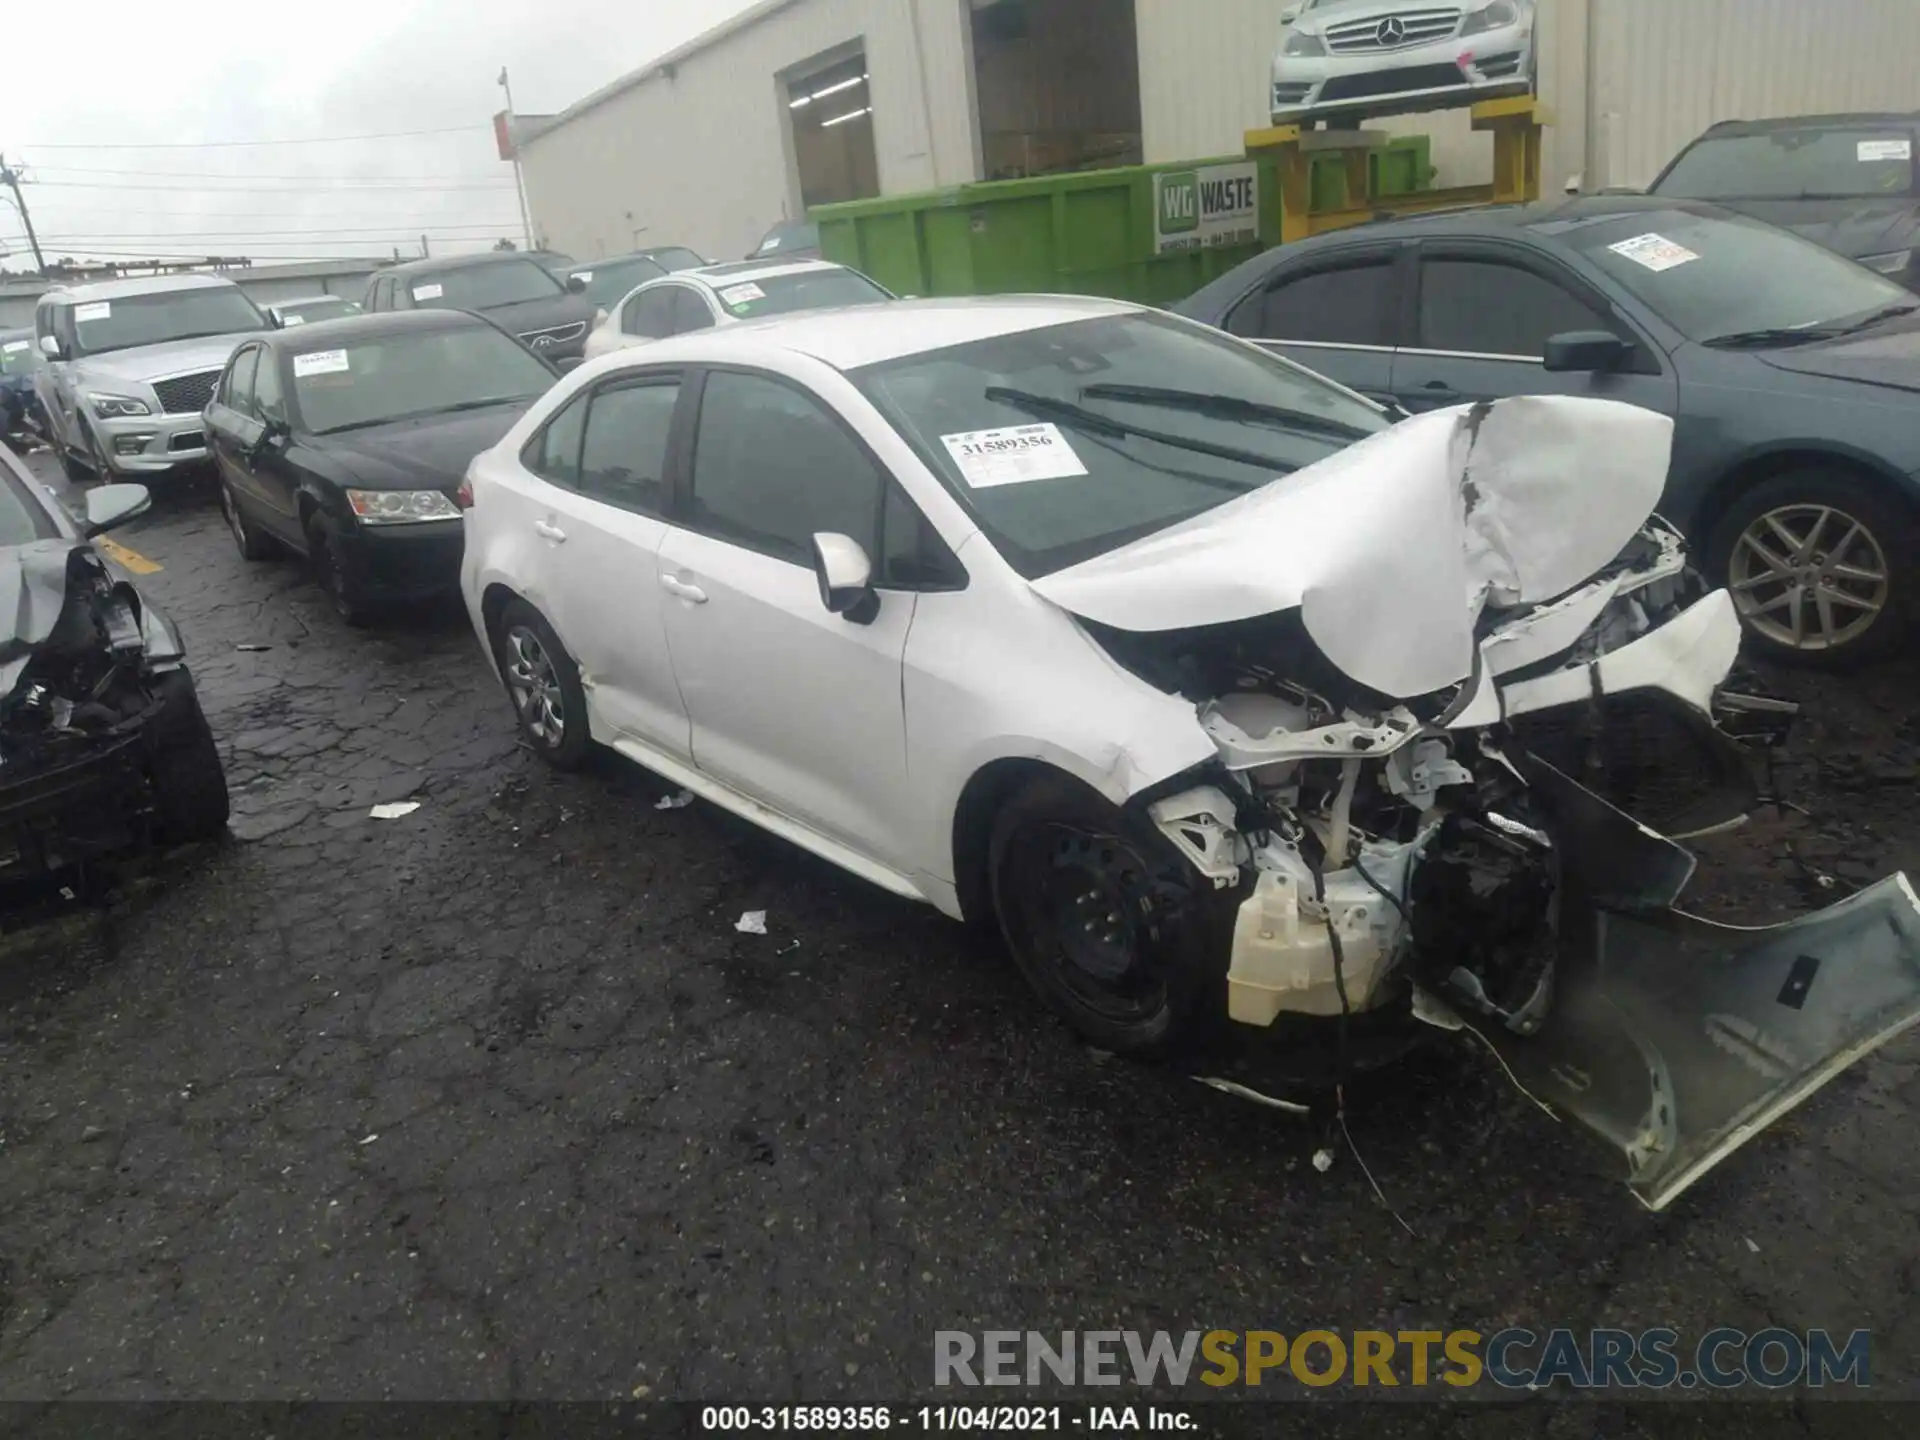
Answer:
[1478,865,1920,1211]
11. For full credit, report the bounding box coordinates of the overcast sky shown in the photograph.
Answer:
[0,0,755,272]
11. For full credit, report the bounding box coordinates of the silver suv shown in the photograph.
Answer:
[32,273,270,485]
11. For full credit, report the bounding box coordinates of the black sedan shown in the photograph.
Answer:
[1648,113,1920,292]
[1176,195,1920,668]
[204,309,558,625]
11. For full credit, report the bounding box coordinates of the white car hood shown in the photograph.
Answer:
[1029,395,1673,699]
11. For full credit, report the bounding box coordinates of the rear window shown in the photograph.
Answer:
[572,257,668,308]
[1654,128,1917,200]
[712,269,890,320]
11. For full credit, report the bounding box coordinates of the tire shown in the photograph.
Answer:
[59,430,96,485]
[222,481,277,561]
[305,514,376,627]
[494,599,592,771]
[1705,470,1915,670]
[147,669,231,843]
[986,772,1235,1060]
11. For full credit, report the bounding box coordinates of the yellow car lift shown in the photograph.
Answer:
[1246,95,1552,245]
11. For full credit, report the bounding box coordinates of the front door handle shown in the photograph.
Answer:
[533,519,567,543]
[1418,380,1461,401]
[660,574,708,604]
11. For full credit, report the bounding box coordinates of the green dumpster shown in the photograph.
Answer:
[815,138,1432,304]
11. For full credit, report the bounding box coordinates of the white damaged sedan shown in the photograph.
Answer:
[459,296,1920,1210]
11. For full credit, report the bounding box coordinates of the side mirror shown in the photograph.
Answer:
[810,532,878,624]
[84,483,152,537]
[1542,330,1630,373]
[1280,3,1302,24]
[566,275,588,294]
[38,334,64,360]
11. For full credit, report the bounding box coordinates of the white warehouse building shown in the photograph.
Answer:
[517,0,1920,265]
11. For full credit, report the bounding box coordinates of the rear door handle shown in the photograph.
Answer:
[534,519,567,543]
[660,574,708,604]
[1418,380,1461,401]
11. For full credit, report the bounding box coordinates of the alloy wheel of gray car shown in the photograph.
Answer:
[1728,503,1891,655]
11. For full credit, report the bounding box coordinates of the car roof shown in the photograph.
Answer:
[254,308,490,350]
[380,252,549,278]
[271,294,353,308]
[681,258,845,286]
[1698,112,1920,137]
[601,294,1140,372]
[41,271,243,303]
[1268,193,1730,248]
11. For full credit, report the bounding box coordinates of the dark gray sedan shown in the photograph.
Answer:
[1175,195,1920,668]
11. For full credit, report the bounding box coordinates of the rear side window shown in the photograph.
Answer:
[688,371,881,565]
[622,288,675,339]
[578,379,680,513]
[670,289,714,335]
[1418,258,1613,357]
[1228,258,1396,346]
[523,395,588,489]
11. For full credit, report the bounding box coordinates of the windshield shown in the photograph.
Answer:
[278,298,359,326]
[69,286,267,357]
[753,222,818,257]
[853,312,1387,577]
[646,247,707,271]
[573,257,668,308]
[0,334,32,377]
[0,450,59,545]
[1544,207,1913,341]
[409,261,562,311]
[1654,128,1916,200]
[714,269,890,320]
[289,324,556,435]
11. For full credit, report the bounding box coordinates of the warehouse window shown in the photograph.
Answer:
[971,0,1143,180]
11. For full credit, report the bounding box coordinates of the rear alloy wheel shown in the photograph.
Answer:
[987,774,1231,1059]
[305,517,374,627]
[223,483,276,561]
[1709,472,1912,669]
[496,600,591,770]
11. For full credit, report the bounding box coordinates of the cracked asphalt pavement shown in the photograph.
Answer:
[1,453,1917,1414]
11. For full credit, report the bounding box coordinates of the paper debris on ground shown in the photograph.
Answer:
[655,790,694,810]
[735,910,768,935]
[1311,1147,1335,1173]
[235,643,273,653]
[1192,1075,1312,1114]
[369,802,421,820]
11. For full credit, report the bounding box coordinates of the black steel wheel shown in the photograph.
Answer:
[305,516,374,626]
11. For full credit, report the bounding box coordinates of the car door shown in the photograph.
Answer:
[1221,245,1405,405]
[654,367,914,864]
[245,347,304,538]
[206,344,265,504]
[512,376,692,761]
[1394,241,1679,417]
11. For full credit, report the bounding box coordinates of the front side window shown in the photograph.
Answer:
[1542,207,1916,342]
[854,311,1387,578]
[709,269,890,321]
[410,261,564,311]
[579,379,680,512]
[288,325,555,434]
[1418,257,1613,356]
[69,286,267,358]
[523,395,588,489]
[1228,258,1396,346]
[688,371,881,565]
[623,288,676,339]
[1653,128,1917,201]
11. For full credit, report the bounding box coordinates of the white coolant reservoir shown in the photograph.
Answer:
[1226,866,1397,1024]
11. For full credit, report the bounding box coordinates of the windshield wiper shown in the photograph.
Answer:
[1826,302,1920,337]
[1701,325,1846,350]
[315,397,530,436]
[981,387,1299,477]
[1076,382,1375,442]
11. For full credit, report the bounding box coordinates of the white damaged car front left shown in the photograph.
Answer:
[459,297,1920,1212]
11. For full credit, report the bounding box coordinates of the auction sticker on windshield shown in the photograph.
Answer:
[720,282,765,308]
[941,424,1088,489]
[1858,138,1912,162]
[412,283,444,301]
[1608,233,1700,272]
[74,302,112,322]
[293,349,351,378]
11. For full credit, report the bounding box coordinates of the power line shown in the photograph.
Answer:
[31,180,516,194]
[14,125,493,150]
[38,225,522,240]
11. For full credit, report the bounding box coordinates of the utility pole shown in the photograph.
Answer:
[497,68,537,252]
[0,154,48,275]
[420,233,430,258]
